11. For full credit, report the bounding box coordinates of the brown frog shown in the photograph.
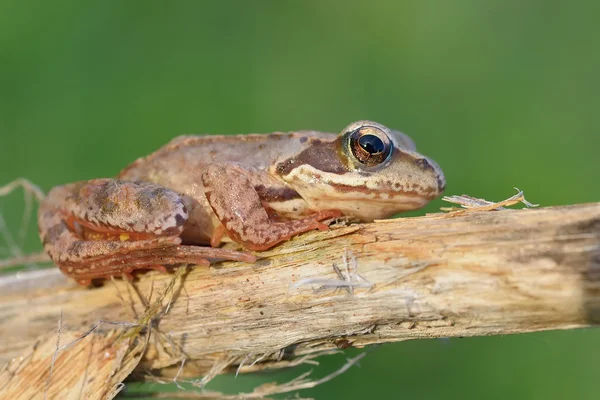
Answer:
[38,120,445,284]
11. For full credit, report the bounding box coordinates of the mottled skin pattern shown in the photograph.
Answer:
[38,121,445,285]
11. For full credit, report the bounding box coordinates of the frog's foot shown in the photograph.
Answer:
[76,265,171,286]
[56,238,256,284]
[239,209,342,251]
[147,264,169,273]
[311,210,342,231]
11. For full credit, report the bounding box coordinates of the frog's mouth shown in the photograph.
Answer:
[303,192,432,221]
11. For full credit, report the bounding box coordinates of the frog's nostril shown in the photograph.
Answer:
[415,158,433,171]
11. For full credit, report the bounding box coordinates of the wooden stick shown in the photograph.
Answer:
[1,203,599,381]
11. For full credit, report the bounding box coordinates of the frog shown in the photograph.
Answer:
[38,120,445,285]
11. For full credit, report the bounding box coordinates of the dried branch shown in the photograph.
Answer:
[0,202,599,396]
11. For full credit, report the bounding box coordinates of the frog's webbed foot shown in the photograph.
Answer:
[56,236,256,284]
[39,179,256,284]
[202,164,342,251]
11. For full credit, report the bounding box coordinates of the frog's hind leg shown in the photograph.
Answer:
[39,179,255,283]
[46,179,190,240]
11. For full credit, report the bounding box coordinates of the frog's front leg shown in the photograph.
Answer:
[39,179,256,284]
[202,164,341,251]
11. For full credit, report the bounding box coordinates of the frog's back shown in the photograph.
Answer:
[118,131,335,188]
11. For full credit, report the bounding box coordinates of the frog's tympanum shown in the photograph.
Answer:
[39,121,445,284]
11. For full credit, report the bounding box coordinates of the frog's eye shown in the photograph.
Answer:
[347,126,392,167]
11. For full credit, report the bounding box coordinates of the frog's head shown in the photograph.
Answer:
[276,120,445,221]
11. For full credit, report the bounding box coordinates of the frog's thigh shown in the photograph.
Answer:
[202,163,338,251]
[58,178,188,236]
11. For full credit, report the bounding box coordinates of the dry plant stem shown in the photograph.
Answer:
[0,252,51,270]
[0,179,45,258]
[137,352,367,399]
[0,203,599,380]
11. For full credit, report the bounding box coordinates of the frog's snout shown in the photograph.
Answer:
[416,156,445,196]
[405,153,445,200]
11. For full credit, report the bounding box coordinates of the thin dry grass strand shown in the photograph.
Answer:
[234,354,250,379]
[57,320,142,353]
[103,320,152,399]
[0,252,51,270]
[247,353,268,369]
[0,213,23,259]
[0,179,44,247]
[173,358,187,390]
[112,276,141,320]
[0,179,48,271]
[0,178,45,201]
[43,310,63,400]
[251,352,367,397]
[129,352,366,399]
[190,355,237,389]
[234,350,343,376]
[441,187,538,212]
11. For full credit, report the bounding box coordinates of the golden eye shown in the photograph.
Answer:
[348,126,392,166]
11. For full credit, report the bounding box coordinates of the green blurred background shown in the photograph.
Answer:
[1,1,599,399]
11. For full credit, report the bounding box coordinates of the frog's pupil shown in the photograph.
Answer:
[358,135,385,154]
